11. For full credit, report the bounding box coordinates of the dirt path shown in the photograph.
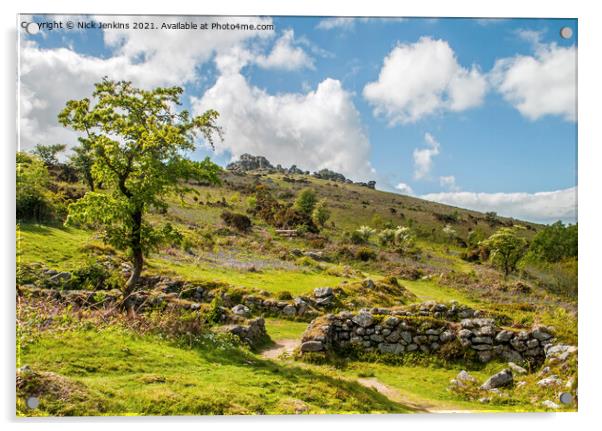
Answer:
[261,339,476,414]
[357,377,476,414]
[259,339,299,359]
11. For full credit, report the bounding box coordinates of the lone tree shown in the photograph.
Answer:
[59,79,222,311]
[481,226,528,278]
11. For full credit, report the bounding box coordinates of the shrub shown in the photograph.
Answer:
[529,221,577,262]
[220,211,252,232]
[16,153,57,222]
[294,188,317,216]
[206,295,223,324]
[377,229,395,246]
[355,247,376,261]
[351,226,375,244]
[311,199,331,227]
[442,224,457,242]
[277,291,293,300]
[274,207,318,233]
[62,262,123,291]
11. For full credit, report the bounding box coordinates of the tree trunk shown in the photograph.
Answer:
[123,207,143,317]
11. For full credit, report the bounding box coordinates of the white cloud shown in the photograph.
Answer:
[439,175,460,191]
[316,17,406,31]
[421,187,577,224]
[363,37,487,124]
[100,16,274,87]
[315,18,356,31]
[191,71,374,181]
[394,182,414,195]
[490,42,576,121]
[255,29,314,70]
[413,132,440,179]
[18,16,274,151]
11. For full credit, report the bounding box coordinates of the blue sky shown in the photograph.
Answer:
[19,15,577,223]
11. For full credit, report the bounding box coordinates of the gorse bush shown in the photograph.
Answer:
[355,247,377,261]
[220,211,252,232]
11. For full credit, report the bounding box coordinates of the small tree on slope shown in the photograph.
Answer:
[481,226,528,278]
[59,79,222,313]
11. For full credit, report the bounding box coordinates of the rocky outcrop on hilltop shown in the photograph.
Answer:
[227,154,274,172]
[226,154,376,189]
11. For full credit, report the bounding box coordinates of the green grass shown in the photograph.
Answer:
[399,278,480,306]
[264,318,309,340]
[19,327,413,416]
[151,259,348,296]
[17,224,104,270]
[339,361,528,412]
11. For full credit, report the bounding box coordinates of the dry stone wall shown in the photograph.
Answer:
[300,304,555,363]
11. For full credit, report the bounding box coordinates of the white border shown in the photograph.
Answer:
[2,1,601,430]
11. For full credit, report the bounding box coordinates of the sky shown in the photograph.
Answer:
[18,15,577,224]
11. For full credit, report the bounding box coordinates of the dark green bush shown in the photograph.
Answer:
[220,211,252,232]
[355,247,376,261]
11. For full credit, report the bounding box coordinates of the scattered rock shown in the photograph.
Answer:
[304,251,327,261]
[481,368,513,390]
[48,271,71,284]
[532,325,554,341]
[282,304,297,317]
[545,344,577,362]
[450,370,478,388]
[541,400,561,409]
[300,340,324,352]
[231,304,251,317]
[537,375,562,387]
[313,287,333,298]
[507,362,528,375]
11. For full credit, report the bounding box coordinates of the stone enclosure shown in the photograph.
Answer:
[300,302,556,364]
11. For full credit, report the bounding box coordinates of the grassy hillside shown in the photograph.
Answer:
[16,164,577,416]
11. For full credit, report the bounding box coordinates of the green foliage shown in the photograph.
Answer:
[351,225,376,244]
[481,226,529,277]
[467,228,486,248]
[246,195,257,210]
[355,247,377,261]
[311,199,331,227]
[16,153,63,222]
[377,228,396,246]
[370,214,384,229]
[59,79,222,285]
[220,211,252,232]
[64,262,123,291]
[206,295,223,324]
[32,143,66,166]
[276,291,293,300]
[68,139,96,190]
[294,188,317,216]
[442,224,457,241]
[529,221,577,263]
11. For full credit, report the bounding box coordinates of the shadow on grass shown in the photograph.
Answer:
[189,341,421,414]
